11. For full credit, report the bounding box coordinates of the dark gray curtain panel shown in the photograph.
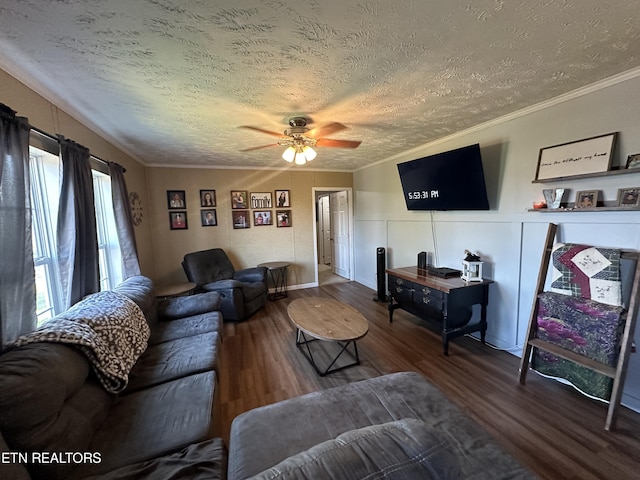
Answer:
[0,104,35,348]
[57,137,99,308]
[109,162,141,278]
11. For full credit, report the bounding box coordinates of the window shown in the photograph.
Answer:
[29,132,123,324]
[29,145,62,324]
[93,169,123,290]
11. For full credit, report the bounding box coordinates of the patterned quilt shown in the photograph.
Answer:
[550,242,622,306]
[12,290,149,393]
[532,291,625,400]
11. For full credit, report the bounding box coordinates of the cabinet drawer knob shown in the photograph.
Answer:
[395,278,403,285]
[422,287,430,295]
[396,287,403,293]
[422,297,430,304]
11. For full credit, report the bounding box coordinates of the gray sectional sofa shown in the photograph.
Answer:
[0,275,226,479]
[1,275,537,480]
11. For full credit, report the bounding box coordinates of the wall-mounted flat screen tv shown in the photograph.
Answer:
[397,143,489,211]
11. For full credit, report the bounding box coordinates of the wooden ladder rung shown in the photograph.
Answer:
[528,338,616,378]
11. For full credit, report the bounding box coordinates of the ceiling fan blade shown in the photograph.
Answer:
[316,138,362,149]
[239,125,285,138]
[239,143,280,152]
[306,122,347,139]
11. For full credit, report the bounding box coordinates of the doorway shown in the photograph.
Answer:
[313,188,354,286]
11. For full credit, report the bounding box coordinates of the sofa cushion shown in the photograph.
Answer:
[228,372,535,480]
[125,332,220,393]
[150,311,223,345]
[157,291,221,321]
[251,418,461,480]
[85,438,227,480]
[0,430,33,480]
[0,343,113,479]
[76,371,216,478]
[113,275,158,326]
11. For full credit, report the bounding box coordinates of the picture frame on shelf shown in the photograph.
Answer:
[575,190,599,208]
[543,188,565,209]
[232,210,250,229]
[169,211,188,230]
[617,188,640,207]
[275,190,290,207]
[626,154,640,170]
[201,209,217,226]
[534,132,617,181]
[276,210,292,227]
[231,191,248,209]
[253,210,272,226]
[200,190,216,207]
[250,192,273,209]
[167,190,186,209]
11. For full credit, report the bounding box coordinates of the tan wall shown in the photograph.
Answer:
[0,67,154,277]
[145,167,353,288]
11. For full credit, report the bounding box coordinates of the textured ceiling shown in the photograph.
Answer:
[1,1,640,171]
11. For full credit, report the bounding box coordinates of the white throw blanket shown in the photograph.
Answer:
[13,290,150,393]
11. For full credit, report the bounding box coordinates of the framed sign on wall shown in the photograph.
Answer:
[534,132,617,181]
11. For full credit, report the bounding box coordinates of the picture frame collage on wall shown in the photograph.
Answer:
[200,189,217,227]
[167,189,219,229]
[167,190,187,230]
[231,190,292,229]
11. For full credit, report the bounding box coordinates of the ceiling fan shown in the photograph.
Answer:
[239,117,362,165]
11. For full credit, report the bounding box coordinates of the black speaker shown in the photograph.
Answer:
[374,247,387,302]
[417,251,427,269]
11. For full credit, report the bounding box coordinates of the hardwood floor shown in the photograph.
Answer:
[219,281,640,480]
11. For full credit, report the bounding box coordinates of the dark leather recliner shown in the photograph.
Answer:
[182,248,268,322]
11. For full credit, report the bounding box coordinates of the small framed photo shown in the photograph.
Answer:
[169,211,188,230]
[167,190,186,209]
[276,210,292,227]
[232,210,250,229]
[200,190,216,207]
[201,209,217,226]
[275,190,290,207]
[231,191,248,209]
[253,210,272,226]
[575,190,599,208]
[617,188,640,207]
[250,192,273,209]
[626,154,640,170]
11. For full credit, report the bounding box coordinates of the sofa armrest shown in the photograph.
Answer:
[157,292,221,321]
[233,266,267,283]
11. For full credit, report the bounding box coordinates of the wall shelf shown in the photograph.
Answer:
[531,167,640,211]
[532,167,640,184]
[528,205,640,213]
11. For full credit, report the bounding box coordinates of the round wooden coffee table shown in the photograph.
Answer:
[287,297,369,376]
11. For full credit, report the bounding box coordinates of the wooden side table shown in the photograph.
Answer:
[155,282,197,299]
[258,261,290,300]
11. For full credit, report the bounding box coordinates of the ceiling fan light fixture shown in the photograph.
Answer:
[294,152,307,165]
[282,146,296,162]
[302,146,316,161]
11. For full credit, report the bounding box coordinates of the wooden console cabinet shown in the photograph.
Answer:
[386,266,493,355]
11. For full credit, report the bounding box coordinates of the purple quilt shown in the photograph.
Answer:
[532,291,625,400]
